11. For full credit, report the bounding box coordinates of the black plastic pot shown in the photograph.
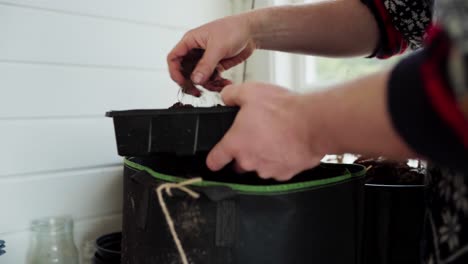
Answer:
[122,155,366,264]
[363,183,426,264]
[0,240,5,256]
[94,232,121,264]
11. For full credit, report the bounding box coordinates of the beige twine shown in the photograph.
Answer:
[156,178,203,264]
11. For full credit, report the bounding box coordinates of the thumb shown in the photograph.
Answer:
[192,47,226,85]
[221,84,248,106]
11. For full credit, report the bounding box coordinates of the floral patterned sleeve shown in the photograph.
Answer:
[360,0,433,58]
[361,0,468,173]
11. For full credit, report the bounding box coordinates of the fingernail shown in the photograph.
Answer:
[192,72,204,84]
[216,64,225,73]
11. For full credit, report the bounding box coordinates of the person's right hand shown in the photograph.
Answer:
[167,14,257,95]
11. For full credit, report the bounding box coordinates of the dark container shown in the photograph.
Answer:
[0,240,5,256]
[94,232,121,264]
[106,107,238,156]
[363,183,426,264]
[122,155,366,264]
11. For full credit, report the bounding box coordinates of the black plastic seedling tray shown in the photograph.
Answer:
[106,107,239,156]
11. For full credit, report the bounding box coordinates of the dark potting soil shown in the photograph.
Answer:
[180,49,218,81]
[179,49,230,94]
[168,102,195,109]
[354,157,425,185]
[130,153,362,186]
[168,102,224,109]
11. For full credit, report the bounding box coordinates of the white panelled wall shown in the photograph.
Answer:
[0,1,232,263]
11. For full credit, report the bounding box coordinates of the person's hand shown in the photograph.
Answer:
[167,14,257,95]
[206,82,330,181]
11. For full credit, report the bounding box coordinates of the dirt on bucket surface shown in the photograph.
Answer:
[354,156,426,185]
[174,200,206,240]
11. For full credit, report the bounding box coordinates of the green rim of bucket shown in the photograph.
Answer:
[124,158,366,195]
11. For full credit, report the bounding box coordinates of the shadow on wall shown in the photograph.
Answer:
[77,172,123,260]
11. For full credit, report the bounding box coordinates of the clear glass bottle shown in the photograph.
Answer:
[26,216,79,264]
[80,240,96,264]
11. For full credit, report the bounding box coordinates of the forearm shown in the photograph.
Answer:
[298,71,416,159]
[246,0,379,57]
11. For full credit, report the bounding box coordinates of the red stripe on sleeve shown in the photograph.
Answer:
[421,27,468,147]
[374,0,408,58]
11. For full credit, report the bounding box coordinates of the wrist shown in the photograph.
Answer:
[293,92,341,156]
[306,71,415,159]
[314,88,350,155]
[244,7,274,49]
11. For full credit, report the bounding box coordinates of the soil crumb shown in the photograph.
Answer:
[354,157,425,185]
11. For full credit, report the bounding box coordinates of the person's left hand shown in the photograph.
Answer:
[206,82,329,181]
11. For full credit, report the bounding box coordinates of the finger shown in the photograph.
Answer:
[204,78,232,92]
[220,57,245,72]
[257,169,293,181]
[167,56,185,86]
[215,64,226,73]
[181,80,202,97]
[275,171,297,182]
[206,136,235,172]
[192,46,226,85]
[221,84,248,106]
[257,169,272,180]
[233,162,249,174]
[167,36,199,85]
[220,47,254,71]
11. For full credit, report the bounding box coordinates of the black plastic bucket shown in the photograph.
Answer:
[122,155,366,264]
[94,232,121,264]
[363,183,426,264]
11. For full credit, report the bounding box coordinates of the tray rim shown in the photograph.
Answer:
[106,106,239,117]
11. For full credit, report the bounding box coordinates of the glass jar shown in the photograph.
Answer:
[26,216,79,264]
